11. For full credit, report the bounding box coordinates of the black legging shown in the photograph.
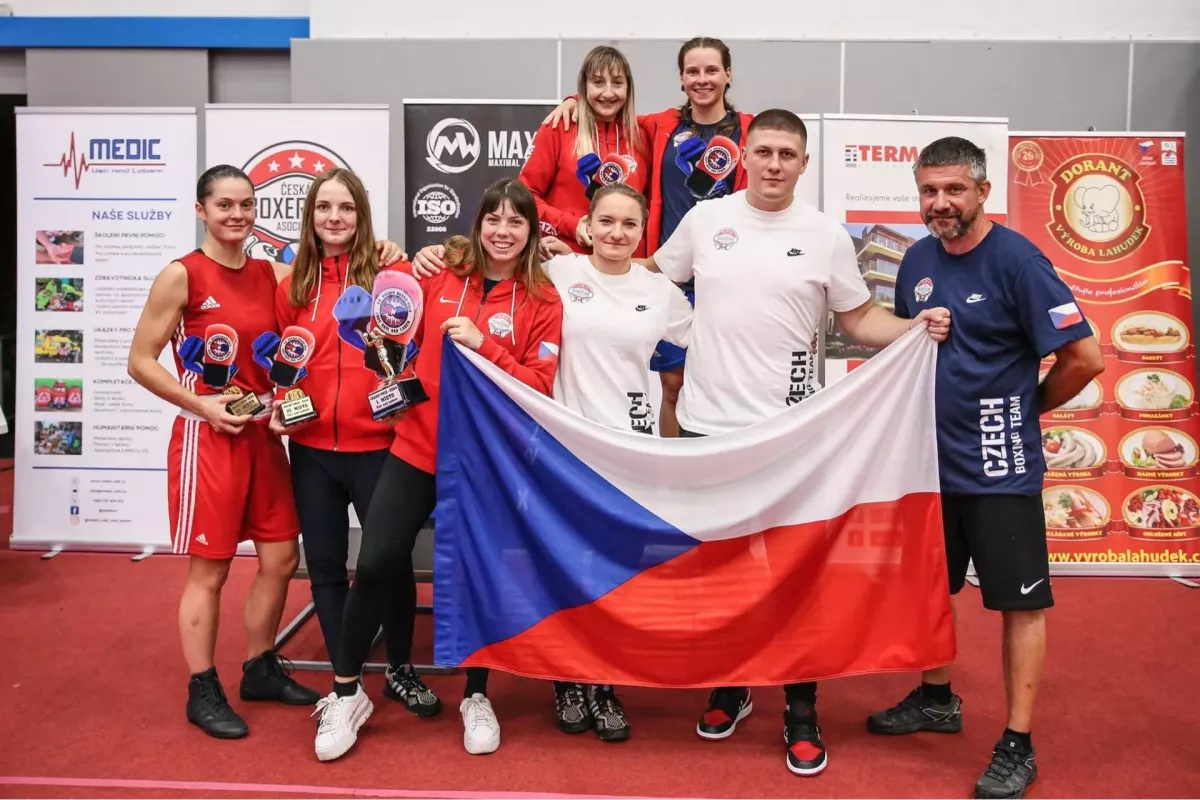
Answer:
[288,441,392,660]
[680,426,817,710]
[334,453,434,678]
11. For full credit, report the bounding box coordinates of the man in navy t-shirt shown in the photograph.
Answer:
[866,137,1104,800]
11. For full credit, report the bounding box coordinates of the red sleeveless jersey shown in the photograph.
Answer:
[171,249,279,397]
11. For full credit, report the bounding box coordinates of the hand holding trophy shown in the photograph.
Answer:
[333,271,430,421]
[268,326,319,427]
[178,323,265,418]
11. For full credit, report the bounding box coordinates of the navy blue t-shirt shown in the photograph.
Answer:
[660,115,741,292]
[894,224,1093,496]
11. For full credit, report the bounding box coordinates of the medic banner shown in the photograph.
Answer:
[13,107,197,553]
[403,99,556,251]
[819,114,1010,385]
[204,104,391,263]
[1009,134,1199,576]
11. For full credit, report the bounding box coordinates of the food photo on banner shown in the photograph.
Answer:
[402,100,556,250]
[1007,133,1198,573]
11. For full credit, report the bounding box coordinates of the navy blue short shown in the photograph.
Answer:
[649,286,695,373]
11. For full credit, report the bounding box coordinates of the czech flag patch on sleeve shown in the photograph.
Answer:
[538,341,560,360]
[1048,302,1084,330]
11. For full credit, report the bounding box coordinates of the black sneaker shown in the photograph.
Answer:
[696,687,753,740]
[783,705,827,776]
[383,663,442,717]
[587,684,630,742]
[975,733,1037,799]
[239,650,320,705]
[554,682,592,734]
[187,667,248,739]
[867,687,963,735]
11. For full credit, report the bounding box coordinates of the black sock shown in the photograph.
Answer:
[333,680,359,698]
[464,667,489,698]
[1004,727,1032,750]
[784,682,817,713]
[921,681,953,704]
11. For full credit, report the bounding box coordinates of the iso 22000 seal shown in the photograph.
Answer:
[412,183,462,234]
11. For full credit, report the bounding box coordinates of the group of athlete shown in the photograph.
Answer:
[127,35,1105,800]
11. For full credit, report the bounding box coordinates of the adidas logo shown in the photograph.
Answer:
[200,296,221,310]
[195,533,208,545]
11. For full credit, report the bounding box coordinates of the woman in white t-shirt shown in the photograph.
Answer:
[411,183,692,741]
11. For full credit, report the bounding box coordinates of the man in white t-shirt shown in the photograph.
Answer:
[639,109,950,778]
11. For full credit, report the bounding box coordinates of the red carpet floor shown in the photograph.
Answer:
[0,550,1197,799]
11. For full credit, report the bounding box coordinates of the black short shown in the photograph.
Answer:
[942,493,1053,611]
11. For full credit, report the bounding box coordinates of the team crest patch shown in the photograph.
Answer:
[713,228,739,251]
[488,313,514,337]
[914,277,934,303]
[568,282,594,303]
[241,140,351,264]
[673,131,695,146]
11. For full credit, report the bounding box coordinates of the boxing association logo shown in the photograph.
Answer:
[1047,153,1150,263]
[373,288,416,337]
[279,334,310,365]
[241,140,351,264]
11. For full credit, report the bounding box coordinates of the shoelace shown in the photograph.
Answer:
[313,694,348,736]
[786,715,820,745]
[265,652,297,678]
[593,694,625,724]
[709,688,744,718]
[983,745,1025,782]
[465,697,495,731]
[197,679,229,710]
[558,686,586,711]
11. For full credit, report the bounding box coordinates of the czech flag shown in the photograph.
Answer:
[433,329,955,687]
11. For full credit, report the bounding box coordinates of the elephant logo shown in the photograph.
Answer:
[1073,184,1121,234]
[1047,152,1149,264]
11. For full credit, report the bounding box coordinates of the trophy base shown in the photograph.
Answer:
[224,388,265,417]
[368,377,429,421]
[279,393,318,427]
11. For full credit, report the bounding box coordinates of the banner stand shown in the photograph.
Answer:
[1008,131,1198,579]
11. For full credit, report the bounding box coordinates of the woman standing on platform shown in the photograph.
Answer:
[542,36,755,438]
[312,178,564,763]
[411,183,694,744]
[127,165,320,740]
[518,45,651,257]
[270,167,442,719]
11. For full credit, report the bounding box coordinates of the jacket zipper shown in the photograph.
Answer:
[332,255,343,451]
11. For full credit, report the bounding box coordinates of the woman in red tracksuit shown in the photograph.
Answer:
[542,36,754,437]
[271,167,444,720]
[311,178,564,763]
[518,45,651,258]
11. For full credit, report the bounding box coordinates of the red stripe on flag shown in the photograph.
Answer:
[844,211,1008,224]
[463,493,955,687]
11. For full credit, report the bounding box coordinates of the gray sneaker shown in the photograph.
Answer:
[975,733,1037,799]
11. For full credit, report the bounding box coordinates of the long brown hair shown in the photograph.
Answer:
[444,179,553,300]
[287,168,378,307]
[574,45,641,158]
[677,36,739,141]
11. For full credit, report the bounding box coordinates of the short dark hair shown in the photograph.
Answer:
[747,109,808,143]
[915,136,987,182]
[196,164,252,203]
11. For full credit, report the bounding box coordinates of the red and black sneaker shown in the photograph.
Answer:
[783,705,828,776]
[695,687,753,740]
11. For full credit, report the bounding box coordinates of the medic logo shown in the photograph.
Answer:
[241,140,352,264]
[1047,153,1149,264]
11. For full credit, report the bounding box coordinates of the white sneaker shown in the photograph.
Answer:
[460,693,500,754]
[313,683,374,762]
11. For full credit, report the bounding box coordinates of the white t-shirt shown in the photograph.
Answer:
[654,191,871,435]
[547,254,693,435]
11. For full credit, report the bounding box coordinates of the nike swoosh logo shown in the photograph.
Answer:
[966,295,986,304]
[439,297,457,304]
[787,248,804,257]
[1020,579,1044,595]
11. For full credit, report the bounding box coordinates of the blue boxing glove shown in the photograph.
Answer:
[575,152,602,190]
[178,335,205,375]
[333,285,373,352]
[675,136,706,177]
[252,330,309,382]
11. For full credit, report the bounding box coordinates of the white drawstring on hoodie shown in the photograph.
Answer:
[310,254,352,323]
[455,275,518,345]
